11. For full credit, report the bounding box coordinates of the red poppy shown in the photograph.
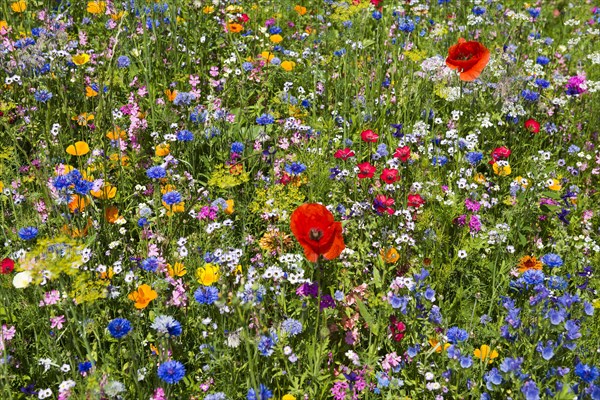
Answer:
[1,258,14,274]
[360,129,379,143]
[357,162,377,179]
[488,146,511,164]
[334,148,355,161]
[374,194,395,215]
[380,168,400,184]
[407,193,425,208]
[524,118,540,134]
[393,146,411,162]
[290,204,345,263]
[446,38,490,81]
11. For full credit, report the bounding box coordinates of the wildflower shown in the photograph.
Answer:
[141,257,159,272]
[151,315,182,336]
[128,284,158,309]
[34,90,53,103]
[575,363,599,383]
[256,114,274,125]
[446,327,469,343]
[91,184,117,200]
[445,38,490,81]
[146,166,167,179]
[194,286,219,305]
[357,162,376,179]
[107,318,132,339]
[72,112,94,125]
[492,161,511,176]
[473,345,498,363]
[520,380,540,400]
[258,332,278,356]
[373,194,395,215]
[285,162,307,176]
[87,1,106,14]
[517,256,542,273]
[361,129,379,142]
[380,168,399,184]
[521,89,540,102]
[380,247,400,263]
[162,191,182,206]
[407,193,425,208]
[247,384,273,400]
[167,262,186,278]
[18,226,38,240]
[196,264,219,286]
[1,258,15,274]
[72,54,91,66]
[524,119,540,133]
[10,1,27,13]
[294,5,307,15]
[157,361,186,384]
[289,203,345,263]
[281,318,303,336]
[540,253,563,268]
[281,61,296,71]
[334,148,355,160]
[66,141,90,156]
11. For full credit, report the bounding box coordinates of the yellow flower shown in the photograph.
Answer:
[162,200,185,216]
[110,11,125,20]
[85,86,98,97]
[548,178,562,191]
[196,264,220,286]
[87,1,106,14]
[492,162,511,176]
[106,126,127,141]
[11,1,27,13]
[592,299,600,309]
[224,199,234,214]
[91,183,117,200]
[473,345,498,363]
[72,53,91,66]
[203,5,215,13]
[128,284,158,309]
[474,173,486,184]
[109,153,129,166]
[261,51,275,62]
[227,23,243,33]
[167,262,187,278]
[155,143,170,157]
[270,34,283,43]
[294,5,307,15]
[282,395,297,400]
[429,338,450,353]
[72,112,94,126]
[66,141,90,156]
[0,21,8,31]
[281,61,296,72]
[514,176,530,188]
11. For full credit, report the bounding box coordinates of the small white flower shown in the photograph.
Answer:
[458,250,468,259]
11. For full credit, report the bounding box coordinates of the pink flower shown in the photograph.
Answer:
[334,148,355,161]
[50,315,66,330]
[360,129,379,143]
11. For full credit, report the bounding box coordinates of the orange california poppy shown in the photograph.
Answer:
[106,126,127,141]
[155,143,170,157]
[87,1,106,14]
[380,247,400,264]
[164,89,177,102]
[72,54,91,66]
[11,1,27,13]
[105,206,119,223]
[294,5,307,15]
[128,284,158,309]
[474,345,499,363]
[227,23,243,33]
[66,141,90,156]
[290,203,345,263]
[445,38,490,81]
[517,255,542,274]
[68,194,90,213]
[91,184,117,200]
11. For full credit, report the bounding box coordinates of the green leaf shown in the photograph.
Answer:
[356,299,379,335]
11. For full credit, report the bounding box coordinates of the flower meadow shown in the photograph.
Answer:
[1,0,600,398]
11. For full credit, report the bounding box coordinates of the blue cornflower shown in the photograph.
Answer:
[137,218,148,227]
[522,269,545,286]
[376,143,388,157]
[157,360,186,384]
[472,6,486,15]
[446,326,469,343]
[242,62,253,72]
[541,253,563,268]
[568,144,580,154]
[18,227,39,240]
[176,129,194,142]
[162,191,182,206]
[141,257,159,272]
[117,56,130,68]
[527,8,541,18]
[465,151,483,165]
[284,162,307,175]
[281,318,303,336]
[146,166,166,179]
[398,17,415,33]
[342,20,353,28]
[536,56,550,65]
[424,287,436,302]
[534,78,550,89]
[407,345,419,357]
[151,315,182,337]
[78,361,93,375]
[258,332,278,357]
[575,363,600,384]
[372,10,382,20]
[34,89,53,103]
[247,384,273,400]
[107,318,132,339]
[521,89,540,102]
[333,48,346,57]
[256,114,274,125]
[231,142,244,153]
[432,155,448,166]
[269,26,282,34]
[521,380,540,400]
[194,286,219,305]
